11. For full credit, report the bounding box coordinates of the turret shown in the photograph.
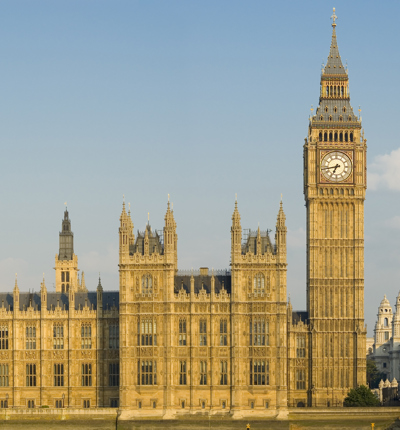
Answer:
[119,199,134,264]
[164,199,177,271]
[97,275,103,316]
[374,295,393,346]
[392,291,400,339]
[55,207,80,293]
[59,208,74,260]
[275,200,287,262]
[231,200,242,263]
[13,274,19,316]
[41,276,47,316]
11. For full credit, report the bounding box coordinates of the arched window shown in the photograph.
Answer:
[319,132,322,141]
[326,86,329,96]
[345,132,348,142]
[384,318,388,327]
[341,86,344,96]
[329,115,333,122]
[343,106,346,113]
[253,273,265,295]
[325,106,328,113]
[330,86,333,96]
[179,319,186,346]
[334,132,338,142]
[348,115,352,122]
[324,132,328,142]
[339,132,343,141]
[142,275,153,295]
[329,132,333,141]
[334,106,337,113]
[339,116,343,122]
[350,132,354,142]
[320,115,324,121]
[139,319,157,346]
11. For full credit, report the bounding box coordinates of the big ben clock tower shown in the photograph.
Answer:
[304,9,367,406]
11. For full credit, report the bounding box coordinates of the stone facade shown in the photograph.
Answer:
[0,10,366,415]
[368,293,400,383]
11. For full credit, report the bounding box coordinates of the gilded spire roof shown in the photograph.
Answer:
[323,8,346,76]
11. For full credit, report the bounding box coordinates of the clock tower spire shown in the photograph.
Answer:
[304,9,367,406]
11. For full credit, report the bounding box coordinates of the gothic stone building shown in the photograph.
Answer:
[0,12,366,416]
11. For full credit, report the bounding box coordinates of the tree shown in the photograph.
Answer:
[344,385,380,407]
[367,359,386,389]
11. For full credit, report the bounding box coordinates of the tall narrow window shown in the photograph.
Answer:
[220,319,228,346]
[109,324,119,349]
[296,336,306,358]
[140,319,157,346]
[0,326,8,350]
[54,363,64,387]
[53,323,64,350]
[200,360,207,385]
[26,326,36,350]
[61,271,70,293]
[250,360,269,385]
[179,319,186,346]
[250,318,268,346]
[138,360,157,385]
[199,320,207,346]
[296,369,306,390]
[0,364,9,387]
[81,323,92,349]
[253,273,265,295]
[179,361,187,385]
[81,363,92,386]
[109,362,119,386]
[26,364,36,387]
[220,361,228,385]
[141,274,153,294]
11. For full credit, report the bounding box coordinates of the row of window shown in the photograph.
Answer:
[0,398,120,409]
[0,360,307,390]
[177,318,270,347]
[0,324,119,351]
[318,131,354,142]
[141,273,268,295]
[137,360,270,386]
[23,363,119,387]
[324,85,347,98]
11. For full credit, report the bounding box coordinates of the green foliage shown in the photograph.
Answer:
[344,385,380,407]
[367,359,386,389]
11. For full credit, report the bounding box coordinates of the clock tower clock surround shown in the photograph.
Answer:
[304,9,367,406]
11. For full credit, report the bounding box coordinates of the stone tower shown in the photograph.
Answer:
[303,9,367,406]
[55,208,86,293]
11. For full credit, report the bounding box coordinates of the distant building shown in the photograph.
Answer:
[368,294,400,382]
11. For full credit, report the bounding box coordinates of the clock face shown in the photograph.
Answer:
[321,151,352,182]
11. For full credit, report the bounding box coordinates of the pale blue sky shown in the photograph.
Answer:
[0,1,399,335]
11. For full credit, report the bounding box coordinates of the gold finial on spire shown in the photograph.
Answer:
[128,202,130,211]
[147,212,150,223]
[235,193,237,202]
[64,201,67,207]
[358,105,362,121]
[331,7,337,27]
[281,193,283,202]
[168,193,170,202]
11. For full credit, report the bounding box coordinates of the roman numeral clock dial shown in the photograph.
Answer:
[320,151,352,182]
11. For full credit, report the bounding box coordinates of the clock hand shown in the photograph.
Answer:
[321,165,340,171]
[332,163,340,174]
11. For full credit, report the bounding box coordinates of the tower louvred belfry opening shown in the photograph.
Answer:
[302,7,367,406]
